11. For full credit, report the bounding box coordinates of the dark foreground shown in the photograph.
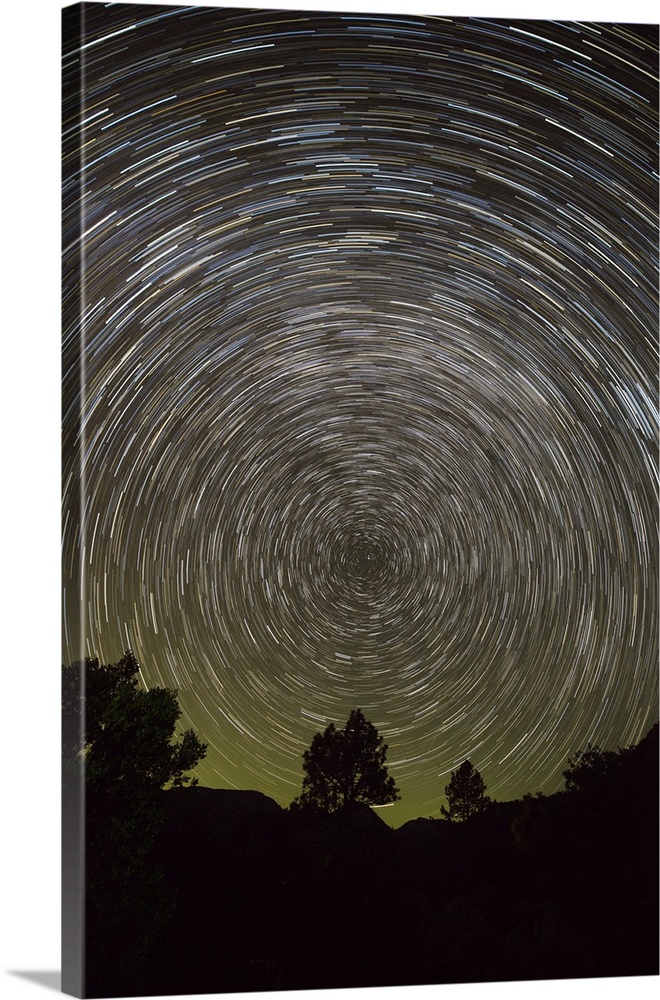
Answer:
[84,725,658,996]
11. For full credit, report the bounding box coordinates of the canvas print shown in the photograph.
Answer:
[62,2,659,997]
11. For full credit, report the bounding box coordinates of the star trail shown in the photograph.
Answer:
[62,2,658,826]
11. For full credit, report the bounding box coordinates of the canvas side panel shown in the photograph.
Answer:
[61,4,87,997]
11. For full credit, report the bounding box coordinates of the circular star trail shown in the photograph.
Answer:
[62,3,659,825]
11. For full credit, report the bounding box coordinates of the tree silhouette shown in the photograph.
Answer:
[441,759,490,821]
[63,650,206,794]
[562,743,622,794]
[291,708,399,814]
[62,651,207,993]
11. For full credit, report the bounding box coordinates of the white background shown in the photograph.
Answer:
[1,1,656,998]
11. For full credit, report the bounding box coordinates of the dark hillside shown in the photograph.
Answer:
[90,725,658,996]
[162,786,283,832]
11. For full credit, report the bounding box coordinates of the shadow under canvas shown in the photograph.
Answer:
[8,972,62,993]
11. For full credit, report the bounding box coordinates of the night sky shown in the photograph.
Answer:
[62,1,658,827]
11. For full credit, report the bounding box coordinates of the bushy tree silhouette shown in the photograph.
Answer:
[291,708,399,814]
[441,759,490,821]
[63,650,206,795]
[62,651,207,994]
[561,742,621,794]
